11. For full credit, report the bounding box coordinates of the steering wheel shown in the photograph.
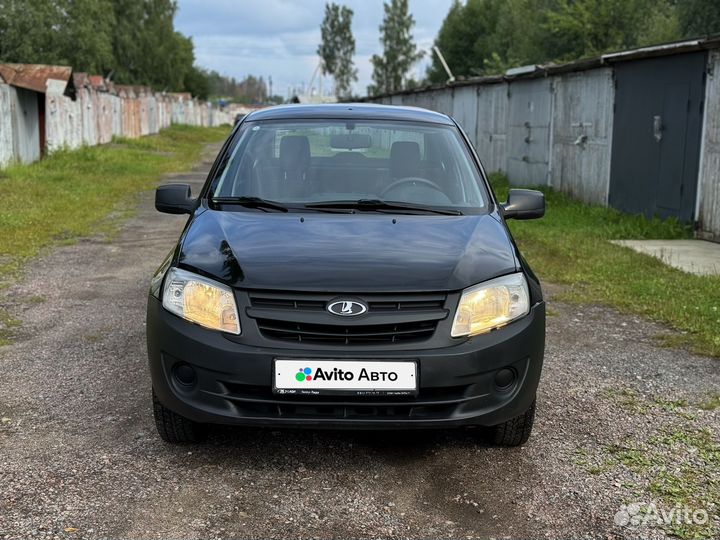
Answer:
[380,177,446,198]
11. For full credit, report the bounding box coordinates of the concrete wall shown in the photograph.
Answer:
[697,50,720,241]
[0,79,231,168]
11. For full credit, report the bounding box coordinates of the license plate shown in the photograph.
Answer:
[273,359,417,396]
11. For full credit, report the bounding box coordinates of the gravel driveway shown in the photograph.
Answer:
[1,143,718,540]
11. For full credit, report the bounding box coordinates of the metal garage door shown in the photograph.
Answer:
[507,78,552,186]
[609,52,706,222]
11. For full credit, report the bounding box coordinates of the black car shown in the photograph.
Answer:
[147,104,546,446]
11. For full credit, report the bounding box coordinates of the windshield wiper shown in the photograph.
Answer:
[305,199,462,216]
[210,196,356,214]
[211,196,289,212]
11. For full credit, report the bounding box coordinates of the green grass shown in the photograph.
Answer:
[0,124,229,286]
[0,125,229,345]
[490,173,720,358]
[698,394,720,411]
[582,390,719,539]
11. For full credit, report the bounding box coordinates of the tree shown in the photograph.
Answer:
[60,0,115,73]
[111,0,195,90]
[184,66,211,100]
[678,0,720,37]
[427,0,684,82]
[0,0,114,74]
[369,0,423,95]
[317,3,357,97]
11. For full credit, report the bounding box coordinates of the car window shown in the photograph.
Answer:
[211,119,487,210]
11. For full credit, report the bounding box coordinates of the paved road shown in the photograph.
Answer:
[1,144,718,540]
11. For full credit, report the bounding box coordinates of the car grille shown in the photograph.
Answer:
[246,291,448,345]
[217,382,477,420]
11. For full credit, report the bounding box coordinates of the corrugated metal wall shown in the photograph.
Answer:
[0,78,231,169]
[507,78,552,186]
[1,85,41,164]
[0,84,13,165]
[698,50,720,241]
[550,68,614,205]
[368,55,720,240]
[475,83,508,174]
[452,86,478,146]
[11,87,41,164]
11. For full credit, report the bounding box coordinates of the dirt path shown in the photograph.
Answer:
[0,143,718,540]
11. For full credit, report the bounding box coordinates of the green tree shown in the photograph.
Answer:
[61,0,115,73]
[369,0,423,95]
[111,0,195,90]
[184,66,211,100]
[543,0,674,61]
[678,0,720,36]
[0,0,114,73]
[428,0,683,82]
[0,0,62,65]
[318,3,357,97]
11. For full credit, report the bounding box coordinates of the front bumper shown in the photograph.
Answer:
[147,296,545,429]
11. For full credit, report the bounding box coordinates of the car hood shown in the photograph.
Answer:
[177,209,518,292]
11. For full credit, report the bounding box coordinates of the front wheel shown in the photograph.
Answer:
[152,389,205,443]
[489,399,536,447]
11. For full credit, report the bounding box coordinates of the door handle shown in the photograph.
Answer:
[653,115,663,142]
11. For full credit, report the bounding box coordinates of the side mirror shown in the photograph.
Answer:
[501,189,545,220]
[155,184,197,215]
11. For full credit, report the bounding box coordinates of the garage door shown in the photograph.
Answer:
[608,52,706,222]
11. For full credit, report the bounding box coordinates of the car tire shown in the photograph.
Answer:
[489,398,536,447]
[152,389,205,443]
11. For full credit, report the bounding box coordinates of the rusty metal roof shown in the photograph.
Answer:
[72,72,89,89]
[0,63,75,98]
[88,75,105,90]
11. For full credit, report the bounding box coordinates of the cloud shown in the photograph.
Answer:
[175,0,453,97]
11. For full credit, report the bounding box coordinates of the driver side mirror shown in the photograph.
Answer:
[155,184,197,215]
[501,189,545,220]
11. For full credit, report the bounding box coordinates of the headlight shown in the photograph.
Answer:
[162,267,240,334]
[451,273,530,337]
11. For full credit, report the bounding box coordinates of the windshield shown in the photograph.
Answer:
[210,119,488,211]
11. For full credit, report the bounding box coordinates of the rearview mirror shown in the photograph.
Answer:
[155,184,197,215]
[330,133,372,150]
[501,189,545,220]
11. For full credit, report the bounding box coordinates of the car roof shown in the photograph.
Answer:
[245,103,455,125]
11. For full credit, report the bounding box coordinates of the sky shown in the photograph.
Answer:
[174,0,454,98]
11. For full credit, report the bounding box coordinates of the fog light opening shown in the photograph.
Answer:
[494,368,516,391]
[173,362,197,387]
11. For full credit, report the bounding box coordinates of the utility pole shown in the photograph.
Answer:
[269,76,273,100]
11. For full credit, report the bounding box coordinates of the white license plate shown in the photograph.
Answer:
[273,359,417,396]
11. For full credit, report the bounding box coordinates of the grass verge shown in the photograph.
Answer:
[0,124,229,343]
[490,173,720,358]
[0,124,229,285]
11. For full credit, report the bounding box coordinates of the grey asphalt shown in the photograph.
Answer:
[0,143,718,540]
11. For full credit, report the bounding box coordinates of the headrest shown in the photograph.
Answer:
[390,141,421,178]
[279,135,310,171]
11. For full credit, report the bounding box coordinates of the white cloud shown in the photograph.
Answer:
[175,0,453,97]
